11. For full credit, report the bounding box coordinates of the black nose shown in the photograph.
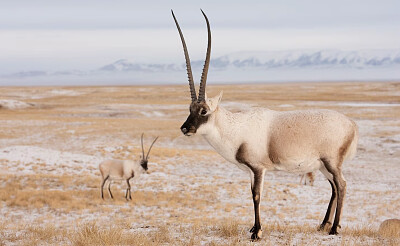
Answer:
[181,127,188,134]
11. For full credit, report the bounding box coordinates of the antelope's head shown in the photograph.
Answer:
[172,10,223,136]
[139,133,159,173]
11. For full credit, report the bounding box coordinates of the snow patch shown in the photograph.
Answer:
[0,146,102,175]
[50,89,83,96]
[0,99,34,109]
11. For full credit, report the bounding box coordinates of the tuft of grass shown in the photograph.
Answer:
[26,224,59,240]
[152,225,172,244]
[214,219,241,238]
[68,222,125,246]
[67,222,173,246]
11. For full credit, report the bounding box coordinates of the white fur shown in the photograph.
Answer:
[198,92,358,174]
[191,92,358,236]
[99,159,146,200]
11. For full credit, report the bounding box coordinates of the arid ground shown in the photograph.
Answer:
[0,82,399,245]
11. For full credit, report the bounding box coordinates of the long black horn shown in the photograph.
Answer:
[146,136,159,160]
[198,9,211,102]
[140,133,145,159]
[171,10,197,102]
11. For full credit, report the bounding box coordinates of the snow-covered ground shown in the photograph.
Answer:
[0,83,399,245]
[0,99,34,109]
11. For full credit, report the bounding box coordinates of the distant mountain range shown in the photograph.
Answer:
[2,49,400,85]
[99,49,400,72]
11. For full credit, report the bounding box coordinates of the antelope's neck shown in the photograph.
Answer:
[201,106,242,164]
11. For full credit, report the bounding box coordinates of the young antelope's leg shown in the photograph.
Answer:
[108,180,114,199]
[249,169,266,241]
[126,178,132,201]
[100,175,109,200]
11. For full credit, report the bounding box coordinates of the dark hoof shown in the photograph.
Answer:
[250,229,262,241]
[329,229,338,235]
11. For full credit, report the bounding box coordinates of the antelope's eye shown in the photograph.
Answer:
[200,109,207,116]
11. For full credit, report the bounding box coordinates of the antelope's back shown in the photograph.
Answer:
[268,109,357,162]
[99,160,125,179]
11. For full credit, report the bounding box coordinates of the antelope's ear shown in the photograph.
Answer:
[206,91,223,112]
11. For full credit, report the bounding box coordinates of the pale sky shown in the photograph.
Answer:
[0,0,399,73]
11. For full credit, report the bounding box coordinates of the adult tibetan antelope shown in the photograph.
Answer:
[172,10,358,240]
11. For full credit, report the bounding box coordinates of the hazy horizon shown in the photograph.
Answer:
[1,1,399,85]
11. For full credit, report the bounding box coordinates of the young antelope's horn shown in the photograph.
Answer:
[140,133,145,158]
[146,136,159,160]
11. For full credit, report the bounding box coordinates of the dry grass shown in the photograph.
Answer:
[214,219,241,238]
[0,174,217,218]
[1,82,399,245]
[69,222,127,246]
[0,219,399,245]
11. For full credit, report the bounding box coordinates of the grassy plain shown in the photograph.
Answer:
[0,82,399,245]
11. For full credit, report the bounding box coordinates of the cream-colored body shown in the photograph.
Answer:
[199,105,358,175]
[99,159,145,181]
[194,93,358,237]
[99,159,146,200]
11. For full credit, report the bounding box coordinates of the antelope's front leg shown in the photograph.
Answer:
[250,169,265,241]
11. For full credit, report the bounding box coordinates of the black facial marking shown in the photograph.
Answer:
[180,101,210,135]
[141,160,148,171]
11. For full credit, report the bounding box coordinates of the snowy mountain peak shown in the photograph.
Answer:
[209,49,400,69]
[97,49,400,73]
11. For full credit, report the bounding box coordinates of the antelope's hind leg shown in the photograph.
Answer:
[318,176,337,231]
[319,158,346,235]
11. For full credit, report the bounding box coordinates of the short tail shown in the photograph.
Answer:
[344,121,358,161]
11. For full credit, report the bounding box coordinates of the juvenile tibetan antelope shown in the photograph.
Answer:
[172,10,358,240]
[99,134,158,200]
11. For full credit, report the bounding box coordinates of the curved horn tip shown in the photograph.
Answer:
[200,9,208,17]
